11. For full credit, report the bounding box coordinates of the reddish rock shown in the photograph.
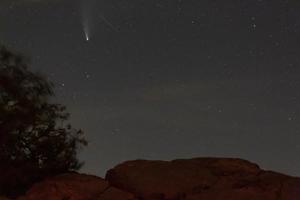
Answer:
[97,187,136,200]
[106,157,298,200]
[281,178,300,200]
[0,197,11,200]
[0,157,297,200]
[17,173,136,200]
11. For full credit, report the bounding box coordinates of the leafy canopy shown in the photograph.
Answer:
[0,46,87,174]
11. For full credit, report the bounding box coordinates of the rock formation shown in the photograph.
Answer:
[2,157,299,200]
[17,173,136,200]
[106,158,300,200]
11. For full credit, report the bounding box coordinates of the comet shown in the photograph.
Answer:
[83,24,90,41]
[80,0,118,42]
[85,31,89,41]
[81,0,92,42]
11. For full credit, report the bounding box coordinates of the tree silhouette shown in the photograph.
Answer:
[0,46,87,196]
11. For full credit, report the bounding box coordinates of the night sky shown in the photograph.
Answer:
[1,0,300,176]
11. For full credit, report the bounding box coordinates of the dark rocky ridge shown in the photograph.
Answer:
[106,158,300,200]
[2,157,299,200]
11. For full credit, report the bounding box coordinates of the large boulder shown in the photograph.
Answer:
[106,157,300,200]
[17,173,136,200]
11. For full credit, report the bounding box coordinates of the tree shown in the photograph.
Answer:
[0,46,87,196]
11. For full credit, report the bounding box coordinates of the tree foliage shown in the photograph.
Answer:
[0,46,87,195]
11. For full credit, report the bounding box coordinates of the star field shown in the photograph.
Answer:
[1,0,300,176]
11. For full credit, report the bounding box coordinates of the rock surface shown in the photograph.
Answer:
[0,197,12,200]
[17,173,136,200]
[2,157,299,200]
[106,157,300,200]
